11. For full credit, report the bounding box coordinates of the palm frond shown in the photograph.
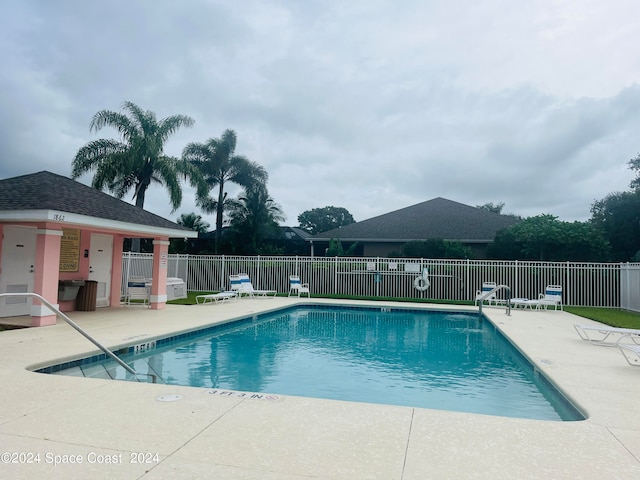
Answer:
[91,152,135,197]
[155,156,183,211]
[71,139,127,178]
[158,114,195,142]
[227,156,269,187]
[90,110,138,142]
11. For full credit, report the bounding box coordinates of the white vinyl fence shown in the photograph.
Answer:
[122,253,638,308]
[621,263,640,312]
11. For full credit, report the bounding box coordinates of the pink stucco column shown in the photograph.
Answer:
[150,239,169,310]
[109,235,125,308]
[32,228,62,326]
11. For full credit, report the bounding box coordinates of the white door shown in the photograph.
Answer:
[0,226,37,317]
[88,234,113,307]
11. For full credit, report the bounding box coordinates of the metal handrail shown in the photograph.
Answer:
[477,285,511,316]
[0,293,136,375]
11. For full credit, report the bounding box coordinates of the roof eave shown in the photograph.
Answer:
[0,210,198,238]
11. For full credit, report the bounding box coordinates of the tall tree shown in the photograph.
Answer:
[171,212,210,254]
[227,184,284,254]
[591,191,640,261]
[72,101,202,211]
[628,153,640,190]
[183,129,267,253]
[298,206,355,234]
[476,202,505,214]
[176,212,210,234]
[488,214,611,261]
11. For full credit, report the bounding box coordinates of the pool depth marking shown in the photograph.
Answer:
[133,341,156,354]
[208,389,281,401]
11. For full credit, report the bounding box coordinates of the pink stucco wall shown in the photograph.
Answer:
[1,221,169,325]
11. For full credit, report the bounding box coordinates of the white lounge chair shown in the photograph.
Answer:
[231,273,277,298]
[288,275,310,297]
[511,285,563,310]
[195,291,237,304]
[619,344,640,366]
[574,323,640,346]
[475,281,499,306]
[510,298,532,309]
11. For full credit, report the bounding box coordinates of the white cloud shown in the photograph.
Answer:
[1,0,639,227]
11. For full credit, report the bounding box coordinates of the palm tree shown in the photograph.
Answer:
[176,212,210,234]
[72,101,203,212]
[183,129,268,253]
[172,212,211,254]
[227,184,285,254]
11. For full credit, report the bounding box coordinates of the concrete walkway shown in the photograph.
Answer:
[0,298,638,479]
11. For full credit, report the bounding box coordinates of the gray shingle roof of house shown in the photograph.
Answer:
[202,226,312,241]
[0,171,190,233]
[278,226,313,241]
[312,197,520,242]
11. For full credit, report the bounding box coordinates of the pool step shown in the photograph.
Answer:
[53,358,164,384]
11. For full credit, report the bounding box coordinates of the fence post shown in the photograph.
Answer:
[257,255,261,288]
[221,255,226,291]
[123,252,131,296]
[514,260,519,299]
[565,261,570,306]
[184,254,189,291]
[466,258,470,302]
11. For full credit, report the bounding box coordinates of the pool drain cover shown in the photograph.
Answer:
[156,394,183,402]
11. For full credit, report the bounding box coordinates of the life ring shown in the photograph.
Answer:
[414,276,430,291]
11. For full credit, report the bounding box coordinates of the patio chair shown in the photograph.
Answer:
[126,286,150,307]
[475,281,498,306]
[288,275,310,297]
[619,344,640,366]
[195,291,237,304]
[512,285,563,310]
[574,324,640,346]
[231,273,277,298]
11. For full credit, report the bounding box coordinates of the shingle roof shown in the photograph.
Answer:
[277,226,313,241]
[311,197,520,242]
[202,226,313,241]
[0,171,191,233]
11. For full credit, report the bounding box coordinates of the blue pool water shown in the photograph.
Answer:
[45,305,583,421]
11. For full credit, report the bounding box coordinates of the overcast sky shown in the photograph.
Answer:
[2,0,639,228]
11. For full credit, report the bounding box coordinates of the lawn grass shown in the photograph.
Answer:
[166,291,210,305]
[564,306,640,329]
[168,291,472,306]
[168,292,640,330]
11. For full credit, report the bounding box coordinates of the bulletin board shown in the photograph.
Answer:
[59,228,80,272]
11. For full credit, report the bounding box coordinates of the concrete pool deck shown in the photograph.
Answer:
[0,298,638,479]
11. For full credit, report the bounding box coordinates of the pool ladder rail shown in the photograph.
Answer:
[477,285,512,316]
[0,292,140,378]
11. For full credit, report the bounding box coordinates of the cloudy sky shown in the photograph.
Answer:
[2,0,639,228]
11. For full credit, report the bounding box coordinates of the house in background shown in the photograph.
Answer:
[191,226,312,255]
[0,171,197,326]
[310,197,521,258]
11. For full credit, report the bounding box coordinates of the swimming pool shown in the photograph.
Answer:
[41,305,583,421]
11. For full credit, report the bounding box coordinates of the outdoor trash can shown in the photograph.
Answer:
[76,280,98,311]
